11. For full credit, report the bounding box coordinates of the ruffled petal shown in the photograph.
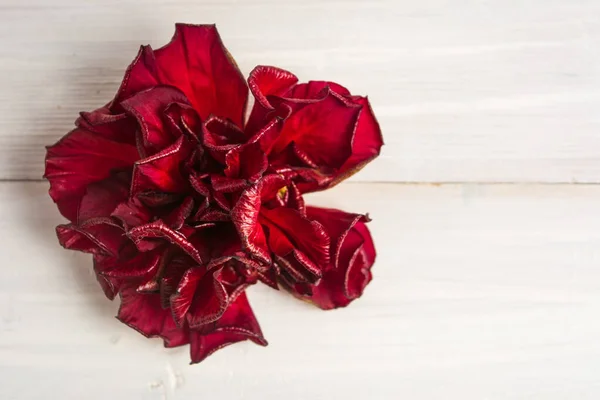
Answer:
[288,80,350,99]
[131,135,193,195]
[117,287,189,348]
[248,65,298,110]
[56,218,126,257]
[76,107,137,145]
[111,198,152,229]
[332,96,384,185]
[127,220,203,264]
[171,267,228,328]
[121,86,190,152]
[270,91,361,169]
[306,207,368,270]
[111,45,160,109]
[163,196,195,230]
[260,207,330,267]
[45,128,139,222]
[189,292,267,364]
[288,208,376,310]
[231,183,270,263]
[77,174,130,223]
[202,116,246,163]
[153,24,248,127]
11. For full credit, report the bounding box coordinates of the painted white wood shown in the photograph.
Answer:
[2,182,600,399]
[1,1,600,182]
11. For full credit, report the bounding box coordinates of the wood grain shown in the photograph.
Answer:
[1,1,600,182]
[2,182,600,399]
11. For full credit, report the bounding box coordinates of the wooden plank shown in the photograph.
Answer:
[1,182,600,399]
[1,1,600,182]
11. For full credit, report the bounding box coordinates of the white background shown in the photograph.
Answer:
[1,1,600,399]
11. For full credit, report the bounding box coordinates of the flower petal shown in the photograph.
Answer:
[121,86,191,152]
[56,218,126,257]
[224,142,268,182]
[127,220,203,264]
[332,96,384,186]
[260,207,330,267]
[287,209,376,310]
[153,24,248,127]
[171,267,228,329]
[45,128,139,222]
[248,66,298,110]
[287,80,350,99]
[189,292,267,364]
[77,174,130,223]
[131,135,193,195]
[111,198,152,229]
[111,45,160,109]
[163,196,194,230]
[270,91,361,169]
[117,287,189,347]
[76,107,137,145]
[211,175,248,193]
[231,183,270,264]
[306,207,368,270]
[202,116,246,163]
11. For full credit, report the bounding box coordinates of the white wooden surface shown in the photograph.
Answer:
[2,182,600,399]
[2,0,600,182]
[2,1,600,399]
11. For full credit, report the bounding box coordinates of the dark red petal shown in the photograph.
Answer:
[273,167,333,194]
[76,107,137,145]
[56,224,103,255]
[117,287,189,348]
[189,292,267,364]
[163,196,194,230]
[285,183,305,215]
[248,66,298,109]
[224,142,268,182]
[153,24,248,127]
[196,209,230,222]
[271,91,361,169]
[231,184,270,263]
[306,207,368,270]
[157,255,198,308]
[128,220,203,264]
[170,267,201,326]
[111,198,152,229]
[93,261,120,300]
[56,218,126,257]
[287,80,350,99]
[275,250,321,284]
[212,190,232,211]
[257,268,279,290]
[96,249,162,281]
[171,267,228,329]
[45,128,139,222]
[111,45,160,108]
[202,116,245,163]
[121,86,190,151]
[261,207,330,267]
[77,174,130,223]
[343,222,376,298]
[164,102,203,143]
[131,135,192,195]
[289,216,376,310]
[211,175,248,193]
[259,174,288,202]
[332,96,384,185]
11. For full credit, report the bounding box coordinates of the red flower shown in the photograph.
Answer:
[44,23,382,363]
